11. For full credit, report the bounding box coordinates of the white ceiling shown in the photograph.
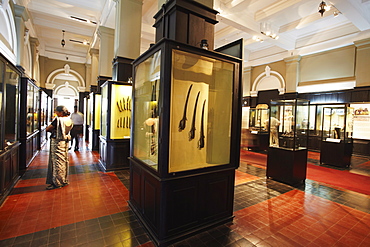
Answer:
[19,0,370,66]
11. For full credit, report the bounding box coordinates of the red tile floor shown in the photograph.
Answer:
[0,142,369,246]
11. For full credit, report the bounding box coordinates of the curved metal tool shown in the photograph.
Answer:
[178,84,193,131]
[188,91,200,141]
[198,99,206,149]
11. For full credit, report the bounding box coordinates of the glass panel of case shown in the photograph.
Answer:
[26,82,34,135]
[111,84,131,139]
[101,86,108,137]
[94,94,101,130]
[0,62,3,150]
[322,107,354,143]
[4,65,19,147]
[169,49,234,173]
[133,50,161,169]
[34,89,39,131]
[270,99,309,150]
[249,107,269,133]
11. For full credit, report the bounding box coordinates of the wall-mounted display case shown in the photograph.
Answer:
[267,99,309,185]
[241,105,269,151]
[0,55,21,205]
[320,106,354,167]
[19,78,40,171]
[130,38,242,246]
[99,81,132,171]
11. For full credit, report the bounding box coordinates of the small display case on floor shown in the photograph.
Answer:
[320,106,354,167]
[99,80,132,171]
[243,105,269,151]
[267,99,309,186]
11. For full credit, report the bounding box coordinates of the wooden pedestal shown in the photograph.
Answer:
[267,147,308,186]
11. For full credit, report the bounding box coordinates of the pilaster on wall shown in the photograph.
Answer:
[243,66,252,97]
[354,38,370,87]
[14,4,29,68]
[97,26,114,78]
[284,55,301,93]
[89,48,99,85]
[29,37,40,83]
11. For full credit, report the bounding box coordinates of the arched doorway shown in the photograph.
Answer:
[45,64,86,112]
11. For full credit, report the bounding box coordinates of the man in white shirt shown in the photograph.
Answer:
[70,105,84,151]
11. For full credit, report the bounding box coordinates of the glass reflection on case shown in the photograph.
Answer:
[133,51,161,169]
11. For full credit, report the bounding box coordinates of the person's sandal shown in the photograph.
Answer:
[46,185,55,190]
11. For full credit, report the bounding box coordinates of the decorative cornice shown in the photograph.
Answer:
[354,38,370,49]
[14,4,29,21]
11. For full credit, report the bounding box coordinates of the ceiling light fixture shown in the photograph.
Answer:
[318,1,331,17]
[61,30,65,47]
[260,23,279,40]
[69,39,90,45]
[70,16,97,25]
[253,36,264,43]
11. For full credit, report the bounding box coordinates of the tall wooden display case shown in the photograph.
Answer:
[267,99,309,185]
[320,107,354,167]
[130,38,242,246]
[19,78,40,171]
[99,81,132,171]
[88,86,101,151]
[0,57,21,205]
[242,106,269,151]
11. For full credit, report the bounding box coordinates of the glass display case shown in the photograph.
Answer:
[130,38,242,246]
[242,105,269,150]
[88,89,101,151]
[267,99,309,185]
[133,48,236,173]
[320,106,354,167]
[20,77,40,170]
[99,81,132,171]
[0,55,21,205]
[3,63,20,150]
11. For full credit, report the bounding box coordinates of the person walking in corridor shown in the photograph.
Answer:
[70,105,84,151]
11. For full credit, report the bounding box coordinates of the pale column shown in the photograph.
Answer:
[89,48,99,86]
[29,37,40,82]
[85,64,92,90]
[243,66,252,97]
[14,4,29,67]
[97,26,114,77]
[284,55,301,93]
[114,0,142,59]
[354,38,370,87]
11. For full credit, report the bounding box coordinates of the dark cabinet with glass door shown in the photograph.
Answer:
[0,55,21,205]
[19,78,40,171]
